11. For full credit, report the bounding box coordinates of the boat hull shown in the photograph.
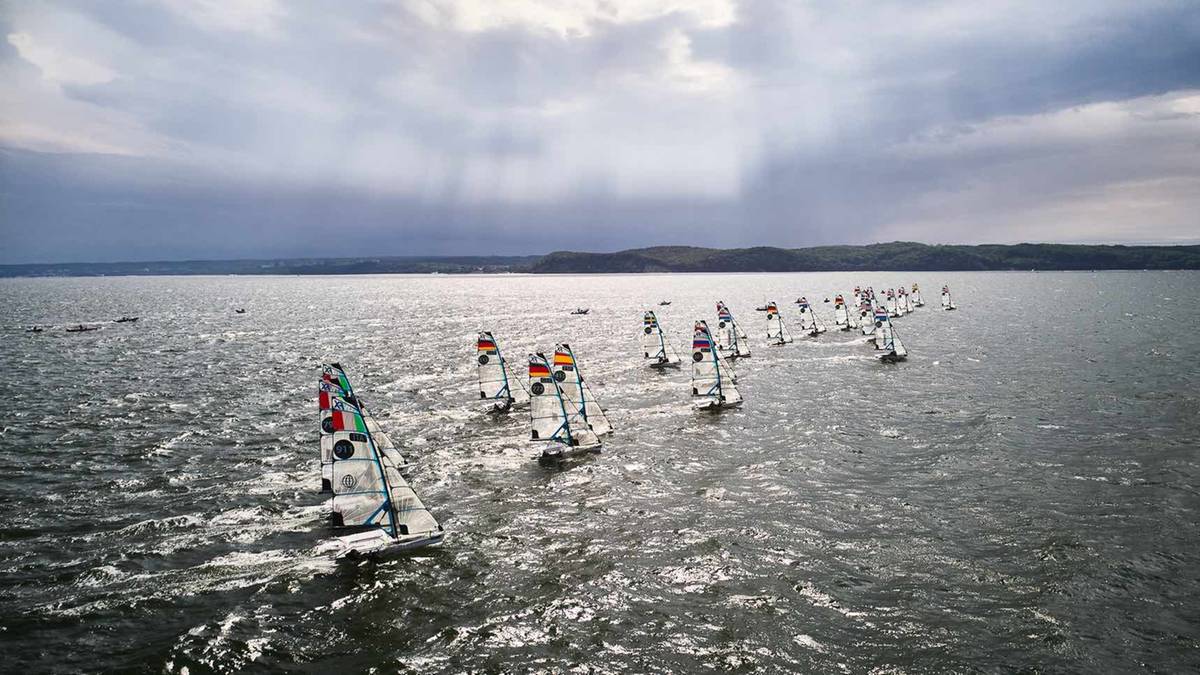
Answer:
[539,443,602,463]
[319,528,446,558]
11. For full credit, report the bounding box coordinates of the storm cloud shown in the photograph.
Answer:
[1,0,1198,262]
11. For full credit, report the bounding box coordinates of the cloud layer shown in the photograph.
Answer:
[1,0,1198,262]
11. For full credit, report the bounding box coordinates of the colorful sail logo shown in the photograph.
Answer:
[529,361,551,378]
[552,350,575,367]
[330,408,367,433]
[766,303,778,315]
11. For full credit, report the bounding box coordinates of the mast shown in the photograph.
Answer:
[324,365,398,539]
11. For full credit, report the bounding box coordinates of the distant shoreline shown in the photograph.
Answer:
[3,242,1199,277]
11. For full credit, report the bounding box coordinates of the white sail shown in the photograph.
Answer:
[319,365,405,492]
[833,302,849,328]
[765,302,792,345]
[942,287,953,309]
[323,404,443,555]
[912,284,925,306]
[859,305,874,335]
[877,316,908,361]
[551,343,613,436]
[642,311,681,367]
[872,308,891,350]
[715,301,751,358]
[477,331,526,411]
[691,321,742,408]
[796,299,815,331]
[886,292,900,317]
[529,353,601,456]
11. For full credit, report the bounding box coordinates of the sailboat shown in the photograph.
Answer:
[859,304,875,336]
[871,307,892,350]
[316,367,444,557]
[691,321,743,410]
[911,283,925,307]
[529,353,602,462]
[875,314,908,362]
[765,302,793,345]
[551,343,613,436]
[477,331,527,413]
[319,364,408,493]
[715,301,751,359]
[832,294,854,331]
[642,310,682,369]
[796,297,827,336]
[941,286,957,310]
[886,290,901,317]
[899,288,914,314]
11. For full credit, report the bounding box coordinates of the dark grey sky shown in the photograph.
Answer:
[2,1,1198,263]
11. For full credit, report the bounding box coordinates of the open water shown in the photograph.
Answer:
[2,272,1198,673]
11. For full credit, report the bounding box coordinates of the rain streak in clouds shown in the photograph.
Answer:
[1,0,1199,262]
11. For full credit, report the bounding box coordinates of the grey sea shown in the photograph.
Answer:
[2,271,1198,673]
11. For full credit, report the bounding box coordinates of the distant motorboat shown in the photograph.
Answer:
[114,316,139,323]
[570,308,590,315]
[234,308,247,314]
[66,324,99,333]
[658,300,671,306]
[26,326,44,333]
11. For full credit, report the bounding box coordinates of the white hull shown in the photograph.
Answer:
[540,442,602,462]
[694,398,743,411]
[318,527,445,558]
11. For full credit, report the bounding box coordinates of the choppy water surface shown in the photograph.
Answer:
[2,272,1199,673]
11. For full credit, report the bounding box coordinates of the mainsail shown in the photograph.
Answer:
[872,307,892,350]
[642,311,681,368]
[941,286,956,310]
[912,283,925,306]
[529,353,601,458]
[870,309,908,362]
[765,302,793,345]
[833,294,852,330]
[319,364,406,493]
[691,320,742,409]
[797,297,827,335]
[716,301,751,358]
[318,365,444,556]
[551,343,613,436]
[477,331,527,411]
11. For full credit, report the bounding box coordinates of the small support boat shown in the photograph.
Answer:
[66,324,99,333]
[26,326,44,333]
[234,308,247,314]
[658,300,671,306]
[114,316,139,323]
[570,308,590,315]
